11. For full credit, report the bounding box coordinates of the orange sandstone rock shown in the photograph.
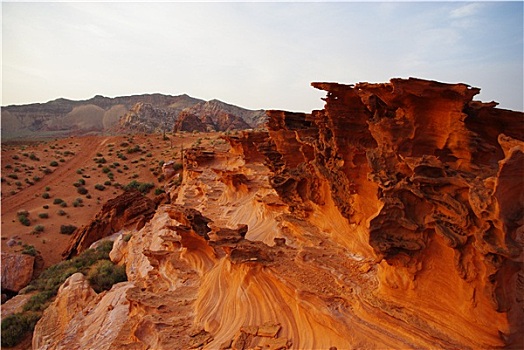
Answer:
[32,78,523,349]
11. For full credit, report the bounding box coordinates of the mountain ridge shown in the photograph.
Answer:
[1,93,267,140]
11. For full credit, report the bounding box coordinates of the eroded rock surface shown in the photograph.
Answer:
[34,78,523,349]
[62,190,156,259]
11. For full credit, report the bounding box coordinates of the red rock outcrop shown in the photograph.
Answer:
[1,252,35,292]
[33,78,523,349]
[62,190,156,259]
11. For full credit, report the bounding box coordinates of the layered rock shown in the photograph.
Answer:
[117,102,179,134]
[1,252,35,292]
[33,78,523,349]
[62,190,156,259]
[173,99,266,132]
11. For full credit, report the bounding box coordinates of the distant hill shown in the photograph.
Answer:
[1,94,267,140]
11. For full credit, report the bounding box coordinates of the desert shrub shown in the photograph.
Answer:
[154,188,165,195]
[173,162,183,171]
[42,168,52,174]
[94,184,105,191]
[94,157,107,164]
[60,225,77,235]
[96,152,103,157]
[76,169,83,174]
[33,176,41,182]
[104,180,112,186]
[43,205,49,209]
[8,173,18,179]
[33,225,44,233]
[158,160,165,167]
[45,186,51,191]
[29,153,39,161]
[5,164,12,169]
[1,312,41,347]
[59,158,65,163]
[146,152,152,157]
[15,181,22,187]
[77,186,88,195]
[102,167,110,173]
[18,213,30,226]
[21,244,37,256]
[53,198,64,205]
[124,180,155,194]
[50,161,59,167]
[11,154,19,160]
[23,290,54,311]
[72,198,84,207]
[57,209,66,216]
[60,201,67,208]
[38,213,49,219]
[127,145,141,154]
[42,192,50,199]
[123,233,132,242]
[87,260,127,293]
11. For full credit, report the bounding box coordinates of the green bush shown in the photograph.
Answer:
[21,244,37,256]
[102,167,110,173]
[18,214,30,226]
[1,312,41,347]
[154,188,165,195]
[60,225,77,235]
[53,198,64,205]
[87,260,127,293]
[60,201,67,208]
[94,184,105,191]
[23,290,54,312]
[33,225,44,233]
[50,161,59,167]
[45,186,51,191]
[42,192,50,199]
[29,153,39,161]
[57,209,66,216]
[104,180,112,186]
[173,162,183,171]
[8,174,18,179]
[124,180,155,194]
[38,213,49,219]
[77,186,88,195]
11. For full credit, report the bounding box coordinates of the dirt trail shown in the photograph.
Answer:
[2,136,106,212]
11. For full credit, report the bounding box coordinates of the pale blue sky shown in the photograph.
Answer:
[2,2,523,111]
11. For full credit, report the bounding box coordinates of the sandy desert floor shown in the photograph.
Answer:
[1,132,221,269]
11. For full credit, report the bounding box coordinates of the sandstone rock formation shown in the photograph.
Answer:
[34,78,523,349]
[1,252,35,292]
[62,190,156,259]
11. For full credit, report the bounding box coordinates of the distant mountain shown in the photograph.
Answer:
[1,94,266,140]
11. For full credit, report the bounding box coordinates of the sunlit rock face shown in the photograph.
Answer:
[34,78,523,349]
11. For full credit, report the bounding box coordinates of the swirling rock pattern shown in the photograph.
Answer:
[34,78,523,349]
